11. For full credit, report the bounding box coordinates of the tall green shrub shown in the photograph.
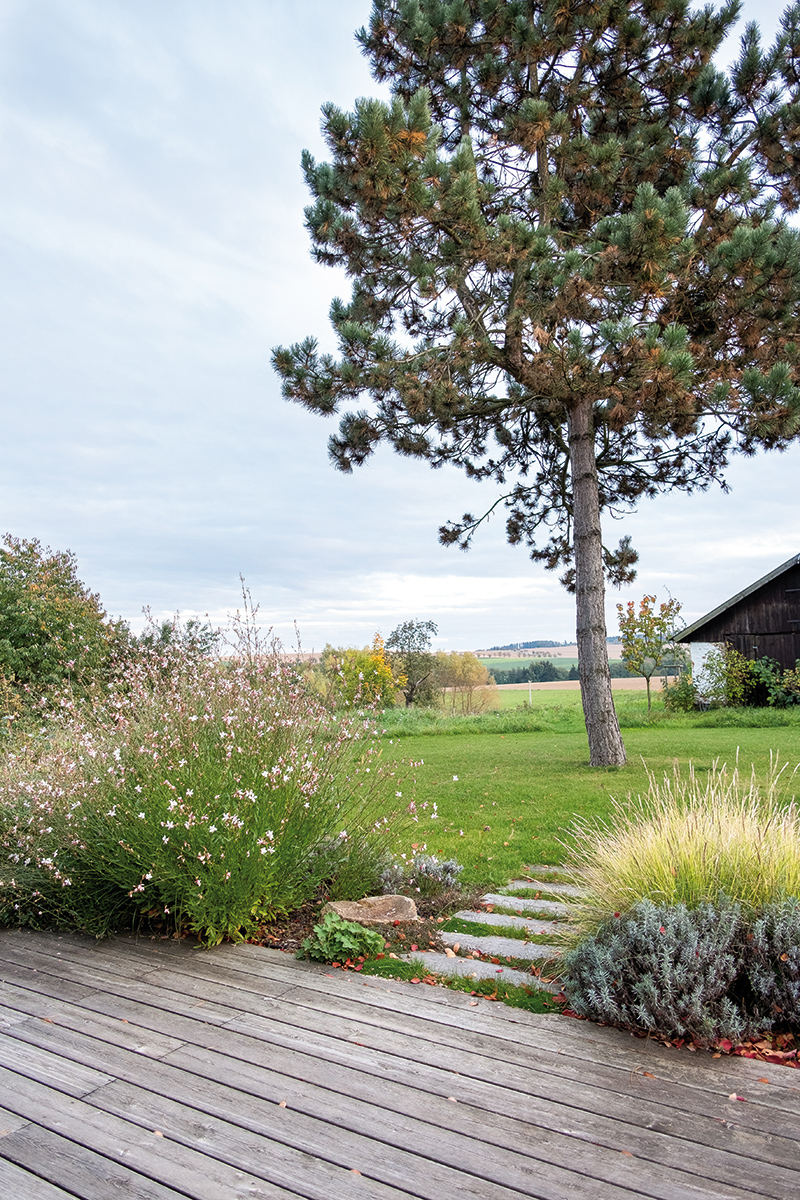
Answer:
[0,634,407,945]
[0,534,126,701]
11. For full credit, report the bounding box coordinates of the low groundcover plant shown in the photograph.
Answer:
[298,910,385,963]
[0,625,408,946]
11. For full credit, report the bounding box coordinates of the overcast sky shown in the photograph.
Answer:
[2,0,797,651]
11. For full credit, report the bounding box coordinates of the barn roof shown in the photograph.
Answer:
[676,552,800,642]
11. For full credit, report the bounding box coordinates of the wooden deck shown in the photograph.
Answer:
[0,932,797,1200]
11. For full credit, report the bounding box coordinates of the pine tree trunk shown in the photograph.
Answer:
[568,398,627,767]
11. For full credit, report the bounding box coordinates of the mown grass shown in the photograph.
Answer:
[382,696,800,890]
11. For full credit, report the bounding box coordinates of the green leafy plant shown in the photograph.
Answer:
[0,534,128,704]
[298,910,385,962]
[662,671,697,713]
[696,644,754,707]
[617,595,685,713]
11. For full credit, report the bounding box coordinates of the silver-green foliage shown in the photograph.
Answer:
[563,899,751,1045]
[748,899,800,1025]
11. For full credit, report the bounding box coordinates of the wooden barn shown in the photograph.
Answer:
[677,552,800,672]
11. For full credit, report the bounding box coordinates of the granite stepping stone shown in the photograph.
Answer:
[440,929,562,961]
[481,892,570,916]
[508,877,588,898]
[451,909,560,936]
[411,952,549,989]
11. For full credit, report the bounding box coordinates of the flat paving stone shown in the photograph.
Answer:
[482,893,570,917]
[508,878,588,898]
[412,953,541,988]
[441,931,562,961]
[452,910,560,936]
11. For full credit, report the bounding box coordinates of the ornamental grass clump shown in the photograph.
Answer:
[564,758,800,933]
[0,624,406,946]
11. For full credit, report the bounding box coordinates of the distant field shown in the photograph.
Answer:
[479,656,579,671]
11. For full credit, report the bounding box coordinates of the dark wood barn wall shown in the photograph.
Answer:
[692,562,800,669]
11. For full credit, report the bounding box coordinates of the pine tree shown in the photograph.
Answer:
[273,0,800,765]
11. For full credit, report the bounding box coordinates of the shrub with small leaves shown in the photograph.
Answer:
[562,898,753,1045]
[407,853,463,895]
[746,899,800,1028]
[298,910,385,962]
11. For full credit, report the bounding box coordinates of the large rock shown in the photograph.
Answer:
[322,894,419,925]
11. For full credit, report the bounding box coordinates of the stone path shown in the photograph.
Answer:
[401,867,580,991]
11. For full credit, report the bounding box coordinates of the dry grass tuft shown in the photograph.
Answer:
[564,755,800,932]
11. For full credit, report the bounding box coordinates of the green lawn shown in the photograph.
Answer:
[381,706,800,890]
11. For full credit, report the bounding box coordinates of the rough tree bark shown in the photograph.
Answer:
[568,398,627,767]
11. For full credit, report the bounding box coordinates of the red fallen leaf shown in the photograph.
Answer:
[410,977,420,984]
[355,965,363,971]
[490,956,500,964]
[375,953,385,960]
[717,1038,733,1052]
[643,1072,656,1080]
[350,1168,361,1175]
[552,991,567,1003]
[757,1077,770,1084]
[393,920,401,927]
[410,944,419,951]
[620,1151,633,1157]
[728,1093,747,1101]
[331,962,341,969]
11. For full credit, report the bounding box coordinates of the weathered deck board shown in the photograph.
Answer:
[0,930,797,1200]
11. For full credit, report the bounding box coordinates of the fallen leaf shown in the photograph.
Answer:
[154,1130,164,1137]
[728,1093,746,1101]
[469,1000,479,1006]
[757,1077,770,1084]
[350,1169,361,1175]
[620,1151,633,1157]
[643,1071,656,1080]
[447,1096,457,1102]
[410,977,420,984]
[453,942,460,953]
[410,944,418,952]
[278,1101,287,1108]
